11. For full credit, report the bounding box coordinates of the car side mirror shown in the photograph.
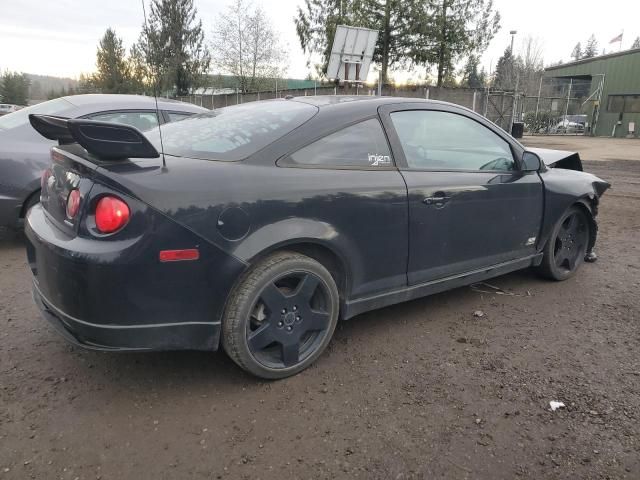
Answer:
[521,151,542,172]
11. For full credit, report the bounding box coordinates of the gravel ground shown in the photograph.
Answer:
[1,158,639,480]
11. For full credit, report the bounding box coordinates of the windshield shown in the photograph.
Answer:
[0,97,74,130]
[147,100,317,161]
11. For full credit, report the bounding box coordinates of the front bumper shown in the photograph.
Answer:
[32,281,220,351]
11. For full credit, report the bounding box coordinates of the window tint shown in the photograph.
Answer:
[147,100,317,161]
[285,119,392,168]
[391,110,515,171]
[88,111,159,131]
[166,112,192,123]
[0,97,73,130]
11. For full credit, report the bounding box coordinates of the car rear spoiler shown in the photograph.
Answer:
[29,114,159,161]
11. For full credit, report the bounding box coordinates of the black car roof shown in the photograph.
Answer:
[290,95,453,114]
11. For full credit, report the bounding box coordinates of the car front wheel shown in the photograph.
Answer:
[537,206,590,281]
[222,251,339,379]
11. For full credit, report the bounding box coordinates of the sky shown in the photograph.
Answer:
[1,0,639,82]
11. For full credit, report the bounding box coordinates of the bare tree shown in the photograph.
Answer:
[518,36,544,95]
[212,0,288,92]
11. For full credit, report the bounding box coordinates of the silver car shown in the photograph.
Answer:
[0,94,207,229]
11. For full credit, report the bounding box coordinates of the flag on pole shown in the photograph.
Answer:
[610,33,623,44]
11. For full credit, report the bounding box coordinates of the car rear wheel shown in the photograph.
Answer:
[537,206,590,281]
[222,252,339,379]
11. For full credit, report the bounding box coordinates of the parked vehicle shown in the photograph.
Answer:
[0,104,23,116]
[0,94,207,229]
[25,96,609,379]
[550,115,588,134]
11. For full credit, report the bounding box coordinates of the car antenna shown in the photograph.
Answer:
[141,0,167,170]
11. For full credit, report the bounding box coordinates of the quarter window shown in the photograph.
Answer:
[391,110,516,171]
[87,111,159,131]
[166,112,193,123]
[284,119,392,168]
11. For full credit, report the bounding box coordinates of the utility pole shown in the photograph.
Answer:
[510,30,518,53]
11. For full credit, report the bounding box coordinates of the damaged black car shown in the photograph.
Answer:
[24,96,610,379]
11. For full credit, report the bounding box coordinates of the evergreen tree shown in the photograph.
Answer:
[421,0,500,87]
[632,36,640,49]
[583,34,598,58]
[296,0,499,87]
[493,47,523,91]
[128,44,151,94]
[93,28,130,93]
[460,55,483,88]
[296,0,415,82]
[0,72,30,105]
[571,42,582,61]
[137,0,211,96]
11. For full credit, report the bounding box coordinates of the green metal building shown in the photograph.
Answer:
[544,48,640,137]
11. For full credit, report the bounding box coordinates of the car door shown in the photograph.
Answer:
[379,103,544,285]
[275,117,408,299]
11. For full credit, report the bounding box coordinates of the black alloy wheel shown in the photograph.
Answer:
[537,206,590,280]
[223,252,339,379]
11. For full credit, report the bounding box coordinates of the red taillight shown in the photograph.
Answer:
[66,189,81,218]
[159,249,200,262]
[95,196,130,233]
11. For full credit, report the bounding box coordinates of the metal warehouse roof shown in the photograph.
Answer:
[545,47,640,72]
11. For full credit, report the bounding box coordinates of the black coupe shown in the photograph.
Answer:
[25,96,609,378]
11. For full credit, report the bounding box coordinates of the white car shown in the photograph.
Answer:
[0,104,22,116]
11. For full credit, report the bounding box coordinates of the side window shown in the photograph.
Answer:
[283,119,392,168]
[391,110,516,171]
[166,112,193,123]
[87,111,159,131]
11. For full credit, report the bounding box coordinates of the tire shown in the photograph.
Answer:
[222,251,339,379]
[537,206,590,281]
[22,189,41,217]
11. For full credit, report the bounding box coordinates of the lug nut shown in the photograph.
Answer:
[278,321,283,327]
[296,316,301,321]
[286,326,292,331]
[293,306,298,311]
[281,308,286,314]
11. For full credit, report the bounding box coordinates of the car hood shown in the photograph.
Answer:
[527,147,583,171]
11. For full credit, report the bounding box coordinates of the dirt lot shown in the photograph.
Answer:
[523,135,640,162]
[1,139,639,479]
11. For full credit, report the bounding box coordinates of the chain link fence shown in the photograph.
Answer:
[176,76,599,137]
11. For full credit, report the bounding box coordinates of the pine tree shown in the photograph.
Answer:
[583,34,598,58]
[422,0,500,87]
[295,0,418,83]
[0,72,30,105]
[493,47,523,91]
[632,36,640,49]
[571,42,582,61]
[460,55,483,88]
[137,0,211,96]
[93,28,129,93]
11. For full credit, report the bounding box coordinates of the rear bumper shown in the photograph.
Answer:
[32,281,220,351]
[25,202,247,352]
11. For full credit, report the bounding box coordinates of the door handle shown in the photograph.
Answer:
[423,193,451,207]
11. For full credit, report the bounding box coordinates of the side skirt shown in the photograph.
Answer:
[342,254,543,320]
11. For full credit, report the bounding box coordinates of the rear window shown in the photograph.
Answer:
[148,100,317,161]
[0,97,74,130]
